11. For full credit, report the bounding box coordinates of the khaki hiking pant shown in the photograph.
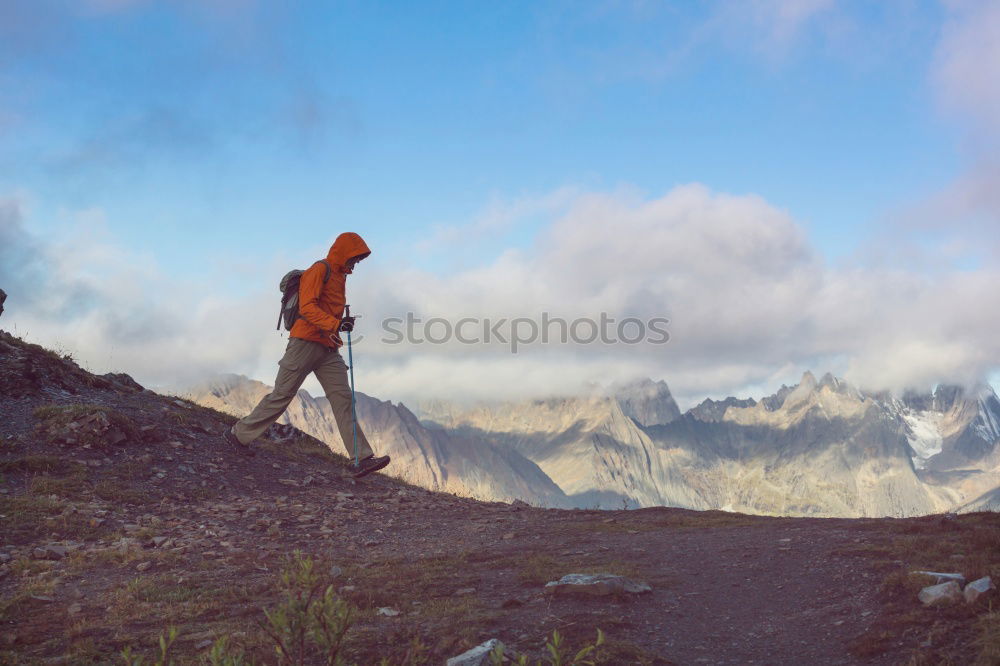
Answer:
[233,337,374,461]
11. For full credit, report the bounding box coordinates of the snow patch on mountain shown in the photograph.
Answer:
[902,410,944,469]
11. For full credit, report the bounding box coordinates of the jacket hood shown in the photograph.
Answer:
[327,232,371,273]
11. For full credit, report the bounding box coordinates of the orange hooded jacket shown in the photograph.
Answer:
[291,232,371,349]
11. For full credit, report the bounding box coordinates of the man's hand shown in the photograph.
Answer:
[339,315,356,333]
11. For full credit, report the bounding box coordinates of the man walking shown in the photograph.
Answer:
[223,232,391,478]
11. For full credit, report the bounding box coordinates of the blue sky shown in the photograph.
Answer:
[2,0,998,405]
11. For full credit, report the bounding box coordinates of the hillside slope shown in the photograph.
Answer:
[3,331,1000,664]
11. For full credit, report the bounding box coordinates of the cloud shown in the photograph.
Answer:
[730,0,838,51]
[5,185,999,409]
[884,0,1000,260]
[933,0,1000,138]
[0,196,286,389]
[416,187,581,259]
[348,184,1000,406]
[49,107,214,176]
[2,1,351,181]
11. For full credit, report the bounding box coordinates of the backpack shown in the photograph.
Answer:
[276,260,332,331]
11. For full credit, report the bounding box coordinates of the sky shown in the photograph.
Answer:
[1,0,999,409]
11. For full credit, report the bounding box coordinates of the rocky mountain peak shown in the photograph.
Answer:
[611,378,681,427]
[777,371,819,412]
[686,396,757,422]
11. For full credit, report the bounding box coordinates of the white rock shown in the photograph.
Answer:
[965,576,994,603]
[918,581,963,606]
[377,607,400,617]
[446,639,502,666]
[912,571,965,585]
[544,573,652,597]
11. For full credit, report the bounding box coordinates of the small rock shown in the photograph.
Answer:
[918,581,963,606]
[965,576,995,604]
[329,566,343,579]
[454,587,476,596]
[302,476,314,487]
[67,603,82,615]
[27,595,55,604]
[151,536,168,548]
[500,598,523,609]
[544,573,652,597]
[502,532,515,540]
[136,561,152,572]
[339,585,357,594]
[377,607,400,617]
[446,638,503,666]
[195,639,214,650]
[32,545,67,561]
[0,553,11,564]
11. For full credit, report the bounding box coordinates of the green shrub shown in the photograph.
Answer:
[260,551,354,666]
[491,629,606,666]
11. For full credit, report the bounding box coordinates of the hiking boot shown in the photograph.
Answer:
[223,426,255,458]
[350,454,390,478]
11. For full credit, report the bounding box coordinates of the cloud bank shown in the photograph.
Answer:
[4,185,997,408]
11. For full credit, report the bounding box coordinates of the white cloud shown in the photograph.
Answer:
[347,184,1000,406]
[0,197,284,389]
[934,0,1000,138]
[909,0,1000,252]
[5,185,999,409]
[738,0,838,49]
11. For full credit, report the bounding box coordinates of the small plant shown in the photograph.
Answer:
[119,628,247,665]
[491,629,605,666]
[377,635,429,665]
[120,626,178,665]
[260,551,354,665]
[205,636,248,666]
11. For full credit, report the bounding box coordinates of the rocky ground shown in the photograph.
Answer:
[2,330,1000,665]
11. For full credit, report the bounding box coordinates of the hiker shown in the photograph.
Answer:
[0,288,5,318]
[223,232,391,478]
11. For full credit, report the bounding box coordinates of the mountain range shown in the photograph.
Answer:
[184,372,1000,517]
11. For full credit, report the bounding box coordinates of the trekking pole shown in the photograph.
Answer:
[345,304,359,467]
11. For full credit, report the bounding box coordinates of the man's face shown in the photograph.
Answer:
[345,256,362,273]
